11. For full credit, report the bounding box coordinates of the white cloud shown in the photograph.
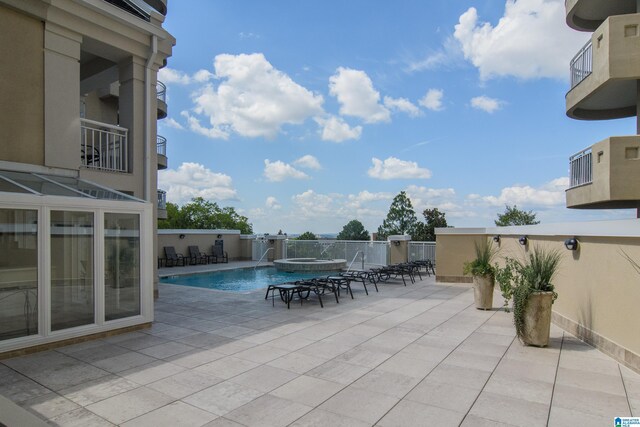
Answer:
[158,67,213,85]
[419,89,444,111]
[367,157,432,180]
[160,117,184,130]
[383,96,421,117]
[406,37,464,72]
[182,112,229,139]
[329,67,390,123]
[265,196,281,210]
[191,53,324,139]
[346,191,393,209]
[158,162,237,204]
[294,155,322,170]
[263,159,309,182]
[470,177,569,207]
[470,96,504,113]
[454,0,587,80]
[315,116,362,142]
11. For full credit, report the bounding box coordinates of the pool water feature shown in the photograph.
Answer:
[159,267,337,292]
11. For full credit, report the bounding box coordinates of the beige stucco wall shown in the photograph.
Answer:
[436,226,640,370]
[435,233,488,283]
[0,5,44,165]
[158,232,242,262]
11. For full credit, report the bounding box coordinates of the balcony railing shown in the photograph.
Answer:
[569,148,593,188]
[157,135,166,156]
[81,118,128,172]
[157,81,166,103]
[157,189,167,210]
[570,40,593,89]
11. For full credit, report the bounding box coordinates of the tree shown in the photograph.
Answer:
[495,205,540,226]
[337,219,370,241]
[422,208,448,241]
[296,231,318,240]
[158,197,253,233]
[376,191,418,240]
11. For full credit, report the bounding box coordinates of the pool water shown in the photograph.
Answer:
[160,267,336,292]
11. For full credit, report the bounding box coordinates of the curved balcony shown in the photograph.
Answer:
[157,81,167,119]
[142,0,166,15]
[157,189,167,219]
[157,135,167,170]
[566,0,637,32]
[566,13,640,120]
[567,136,640,209]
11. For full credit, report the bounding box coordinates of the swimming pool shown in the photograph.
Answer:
[159,267,336,292]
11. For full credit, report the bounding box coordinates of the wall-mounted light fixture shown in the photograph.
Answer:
[217,234,222,239]
[179,234,185,239]
[564,237,579,251]
[392,240,401,246]
[269,239,275,244]
[519,236,528,246]
[492,235,500,243]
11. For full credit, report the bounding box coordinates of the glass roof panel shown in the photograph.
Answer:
[0,170,143,203]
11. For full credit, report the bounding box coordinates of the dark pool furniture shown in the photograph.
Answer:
[163,246,186,267]
[339,270,379,294]
[212,245,228,263]
[188,246,211,265]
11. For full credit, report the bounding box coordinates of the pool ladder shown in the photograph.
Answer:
[346,250,364,273]
[254,247,274,270]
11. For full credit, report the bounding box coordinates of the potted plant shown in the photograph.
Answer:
[463,239,497,310]
[496,246,562,347]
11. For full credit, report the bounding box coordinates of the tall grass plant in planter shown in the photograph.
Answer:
[508,246,562,347]
[464,240,497,310]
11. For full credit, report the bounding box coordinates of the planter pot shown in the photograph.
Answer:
[473,275,494,310]
[519,291,554,347]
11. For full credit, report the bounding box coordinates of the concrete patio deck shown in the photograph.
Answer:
[1,271,638,426]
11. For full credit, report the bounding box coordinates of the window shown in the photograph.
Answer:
[105,213,141,321]
[0,209,38,341]
[50,211,95,331]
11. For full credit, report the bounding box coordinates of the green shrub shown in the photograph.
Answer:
[463,239,497,278]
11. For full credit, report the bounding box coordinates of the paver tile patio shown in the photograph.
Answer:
[1,268,640,426]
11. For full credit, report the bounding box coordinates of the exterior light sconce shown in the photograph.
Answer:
[564,237,579,251]
[179,234,185,239]
[492,235,500,243]
[519,236,528,246]
[392,241,401,246]
[268,239,275,244]
[217,234,222,239]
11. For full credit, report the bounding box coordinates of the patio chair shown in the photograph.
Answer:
[340,270,378,294]
[265,282,304,309]
[188,246,211,265]
[212,245,228,263]
[164,246,186,267]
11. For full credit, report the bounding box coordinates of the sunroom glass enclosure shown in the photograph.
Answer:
[0,171,153,354]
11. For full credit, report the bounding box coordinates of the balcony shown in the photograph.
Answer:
[566,0,637,32]
[80,119,129,173]
[157,81,167,119]
[157,135,168,170]
[157,189,167,219]
[567,136,640,209]
[566,13,640,120]
[142,0,167,15]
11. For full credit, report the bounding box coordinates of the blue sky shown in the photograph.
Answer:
[158,0,637,234]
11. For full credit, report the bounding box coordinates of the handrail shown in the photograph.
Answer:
[569,148,593,188]
[157,189,167,210]
[254,247,273,269]
[319,242,336,259]
[157,81,166,103]
[346,251,364,273]
[81,118,127,133]
[570,39,593,89]
[157,135,167,156]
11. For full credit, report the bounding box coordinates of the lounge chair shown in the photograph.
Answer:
[340,270,379,294]
[212,245,228,263]
[188,246,211,265]
[164,246,186,267]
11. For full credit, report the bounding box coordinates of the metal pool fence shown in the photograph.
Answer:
[283,240,389,266]
[408,241,436,262]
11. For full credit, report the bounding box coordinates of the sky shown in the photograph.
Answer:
[157,0,637,234]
